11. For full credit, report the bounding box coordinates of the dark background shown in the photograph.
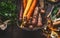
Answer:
[0,23,46,38]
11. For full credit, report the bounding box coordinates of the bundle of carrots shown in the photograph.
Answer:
[20,0,37,28]
[23,0,37,20]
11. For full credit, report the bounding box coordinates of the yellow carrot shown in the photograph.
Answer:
[27,0,37,20]
[23,0,33,19]
[20,0,33,27]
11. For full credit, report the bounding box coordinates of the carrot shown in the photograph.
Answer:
[20,0,33,28]
[23,0,33,20]
[47,20,57,31]
[23,0,27,9]
[19,0,24,21]
[20,0,37,28]
[48,26,57,31]
[27,0,37,20]
[53,21,60,25]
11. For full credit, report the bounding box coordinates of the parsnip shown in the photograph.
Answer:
[53,21,60,25]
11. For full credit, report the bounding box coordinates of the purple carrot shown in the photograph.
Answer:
[19,0,24,21]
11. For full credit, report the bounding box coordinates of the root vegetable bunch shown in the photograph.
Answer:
[19,0,60,30]
[19,0,43,30]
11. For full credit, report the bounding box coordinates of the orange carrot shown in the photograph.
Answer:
[27,0,37,20]
[23,0,27,9]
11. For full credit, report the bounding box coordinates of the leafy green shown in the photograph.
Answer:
[0,0,16,21]
[51,6,60,20]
